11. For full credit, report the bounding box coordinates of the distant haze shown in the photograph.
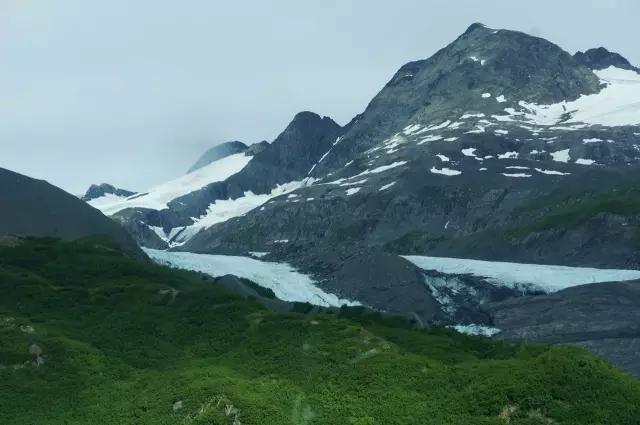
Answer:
[1,0,638,194]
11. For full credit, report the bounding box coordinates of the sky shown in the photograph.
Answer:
[1,0,638,194]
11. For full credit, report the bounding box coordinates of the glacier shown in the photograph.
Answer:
[144,248,360,308]
[403,255,640,293]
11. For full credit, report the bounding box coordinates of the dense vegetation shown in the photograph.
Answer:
[1,237,639,424]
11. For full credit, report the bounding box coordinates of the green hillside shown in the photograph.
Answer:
[1,237,639,424]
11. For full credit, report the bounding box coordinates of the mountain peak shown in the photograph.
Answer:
[188,141,249,173]
[574,47,638,71]
[82,183,135,202]
[463,22,489,35]
[284,111,340,138]
[311,25,601,175]
[290,111,336,126]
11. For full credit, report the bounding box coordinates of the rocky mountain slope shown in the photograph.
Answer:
[485,280,640,376]
[0,167,143,257]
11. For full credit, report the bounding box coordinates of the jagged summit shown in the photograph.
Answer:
[188,141,249,173]
[462,22,488,34]
[574,47,638,72]
[82,183,136,202]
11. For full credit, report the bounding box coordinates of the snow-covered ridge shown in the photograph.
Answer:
[144,249,360,307]
[402,255,640,293]
[89,153,252,215]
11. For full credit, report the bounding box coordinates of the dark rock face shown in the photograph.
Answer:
[0,168,144,258]
[291,245,443,322]
[111,208,169,250]
[484,281,640,376]
[187,141,249,173]
[82,183,136,202]
[218,111,342,195]
[245,140,270,156]
[574,47,639,71]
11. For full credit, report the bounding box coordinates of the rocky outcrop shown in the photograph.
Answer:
[484,281,640,376]
[574,47,639,71]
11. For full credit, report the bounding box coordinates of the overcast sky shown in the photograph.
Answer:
[1,1,638,194]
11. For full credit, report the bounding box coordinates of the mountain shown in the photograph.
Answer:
[82,183,136,202]
[0,167,143,258]
[84,24,640,371]
[309,22,600,175]
[3,237,640,424]
[88,111,341,248]
[187,140,249,173]
[574,47,640,71]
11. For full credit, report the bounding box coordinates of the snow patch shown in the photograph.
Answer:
[498,151,519,159]
[501,173,531,178]
[535,168,571,176]
[461,113,485,119]
[576,158,596,165]
[551,149,571,163]
[430,167,462,176]
[379,182,396,191]
[450,324,501,337]
[352,161,407,177]
[461,148,477,157]
[417,135,444,145]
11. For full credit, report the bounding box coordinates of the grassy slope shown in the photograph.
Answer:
[1,238,639,425]
[509,187,640,237]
